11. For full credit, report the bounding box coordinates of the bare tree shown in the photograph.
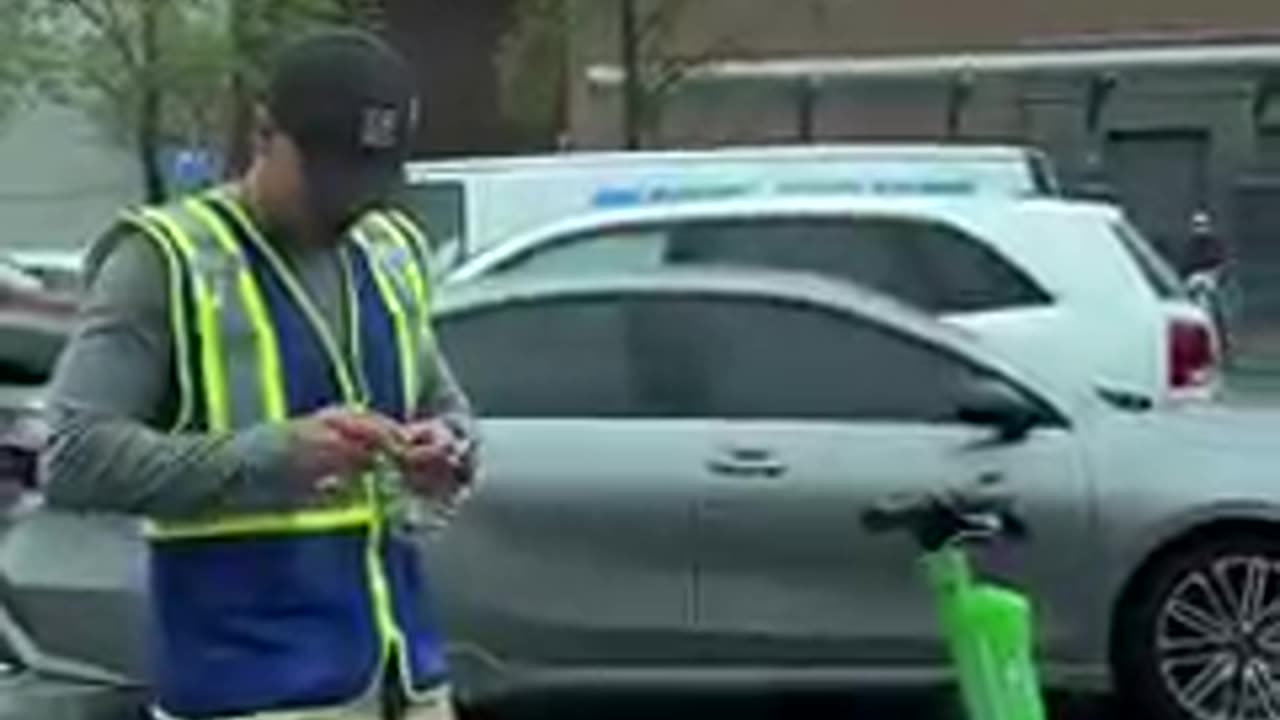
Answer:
[499,0,739,149]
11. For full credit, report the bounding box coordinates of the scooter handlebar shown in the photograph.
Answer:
[861,490,1029,550]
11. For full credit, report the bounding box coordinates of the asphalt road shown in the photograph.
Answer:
[476,690,1116,719]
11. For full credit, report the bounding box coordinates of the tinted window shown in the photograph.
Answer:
[907,222,1050,312]
[632,295,988,421]
[0,322,67,385]
[1111,220,1186,300]
[495,226,668,278]
[437,298,642,418]
[1026,151,1062,196]
[667,217,1049,313]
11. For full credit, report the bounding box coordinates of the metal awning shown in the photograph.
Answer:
[585,43,1280,86]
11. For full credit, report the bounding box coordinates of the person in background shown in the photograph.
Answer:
[1183,210,1234,360]
[40,29,475,720]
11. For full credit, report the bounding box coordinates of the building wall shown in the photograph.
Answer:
[568,1,1280,145]
[381,0,519,156]
[571,0,1280,63]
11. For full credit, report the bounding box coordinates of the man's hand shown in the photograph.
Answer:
[394,418,470,501]
[284,407,399,490]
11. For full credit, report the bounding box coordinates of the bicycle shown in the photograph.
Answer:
[862,490,1047,720]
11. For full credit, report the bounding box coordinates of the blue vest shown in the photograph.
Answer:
[116,190,445,718]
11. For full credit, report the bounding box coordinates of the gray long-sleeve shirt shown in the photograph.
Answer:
[41,218,474,520]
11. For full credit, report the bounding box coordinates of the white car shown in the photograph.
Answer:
[5,249,84,294]
[447,197,1217,407]
[406,143,1061,262]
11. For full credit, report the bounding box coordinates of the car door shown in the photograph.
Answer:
[431,294,703,666]
[627,293,1095,669]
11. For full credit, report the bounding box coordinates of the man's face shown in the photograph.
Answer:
[301,156,400,238]
[253,105,403,241]
[261,135,377,241]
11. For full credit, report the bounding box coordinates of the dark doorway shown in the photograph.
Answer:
[1105,129,1210,267]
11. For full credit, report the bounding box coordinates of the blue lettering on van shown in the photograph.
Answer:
[592,187,645,208]
[776,178,979,196]
[592,182,754,208]
[591,177,978,209]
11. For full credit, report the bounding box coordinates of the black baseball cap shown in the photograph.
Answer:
[266,29,419,220]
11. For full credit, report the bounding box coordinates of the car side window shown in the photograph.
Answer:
[493,226,670,278]
[631,294,990,422]
[0,323,67,385]
[436,297,645,418]
[902,222,1050,312]
[666,217,1049,313]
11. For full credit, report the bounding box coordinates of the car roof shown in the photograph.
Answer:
[6,249,83,270]
[500,195,1119,235]
[451,195,1130,292]
[407,143,1044,178]
[437,265,1035,381]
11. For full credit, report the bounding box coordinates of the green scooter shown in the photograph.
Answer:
[862,490,1047,720]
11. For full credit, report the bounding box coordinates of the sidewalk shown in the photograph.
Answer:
[1222,366,1280,406]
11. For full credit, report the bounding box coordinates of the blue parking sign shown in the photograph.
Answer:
[167,147,218,192]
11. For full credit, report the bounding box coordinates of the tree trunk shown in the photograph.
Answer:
[619,0,642,149]
[138,0,165,203]
[223,0,254,177]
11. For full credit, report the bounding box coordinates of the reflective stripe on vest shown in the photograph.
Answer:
[131,194,431,542]
[376,209,438,408]
[353,213,435,416]
[116,211,198,433]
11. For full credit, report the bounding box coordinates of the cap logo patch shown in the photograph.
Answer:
[360,106,400,149]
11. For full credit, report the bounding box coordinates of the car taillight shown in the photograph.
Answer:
[1169,319,1217,389]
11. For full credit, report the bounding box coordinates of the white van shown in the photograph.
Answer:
[401,144,1061,265]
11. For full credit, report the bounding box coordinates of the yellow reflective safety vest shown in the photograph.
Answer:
[113,189,444,719]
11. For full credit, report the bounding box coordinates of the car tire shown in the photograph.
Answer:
[1114,532,1280,720]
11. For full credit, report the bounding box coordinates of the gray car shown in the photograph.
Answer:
[0,271,1278,720]
[427,270,1280,720]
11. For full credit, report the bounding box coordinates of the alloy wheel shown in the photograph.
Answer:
[1157,555,1280,720]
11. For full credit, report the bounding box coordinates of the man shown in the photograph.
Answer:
[1183,210,1235,359]
[41,29,474,720]
[1183,211,1225,279]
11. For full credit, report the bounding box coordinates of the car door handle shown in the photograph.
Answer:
[706,448,787,478]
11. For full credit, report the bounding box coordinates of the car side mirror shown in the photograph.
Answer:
[953,378,1045,443]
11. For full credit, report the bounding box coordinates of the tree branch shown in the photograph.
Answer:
[78,63,128,105]
[65,0,139,72]
[647,36,743,98]
[636,0,691,46]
